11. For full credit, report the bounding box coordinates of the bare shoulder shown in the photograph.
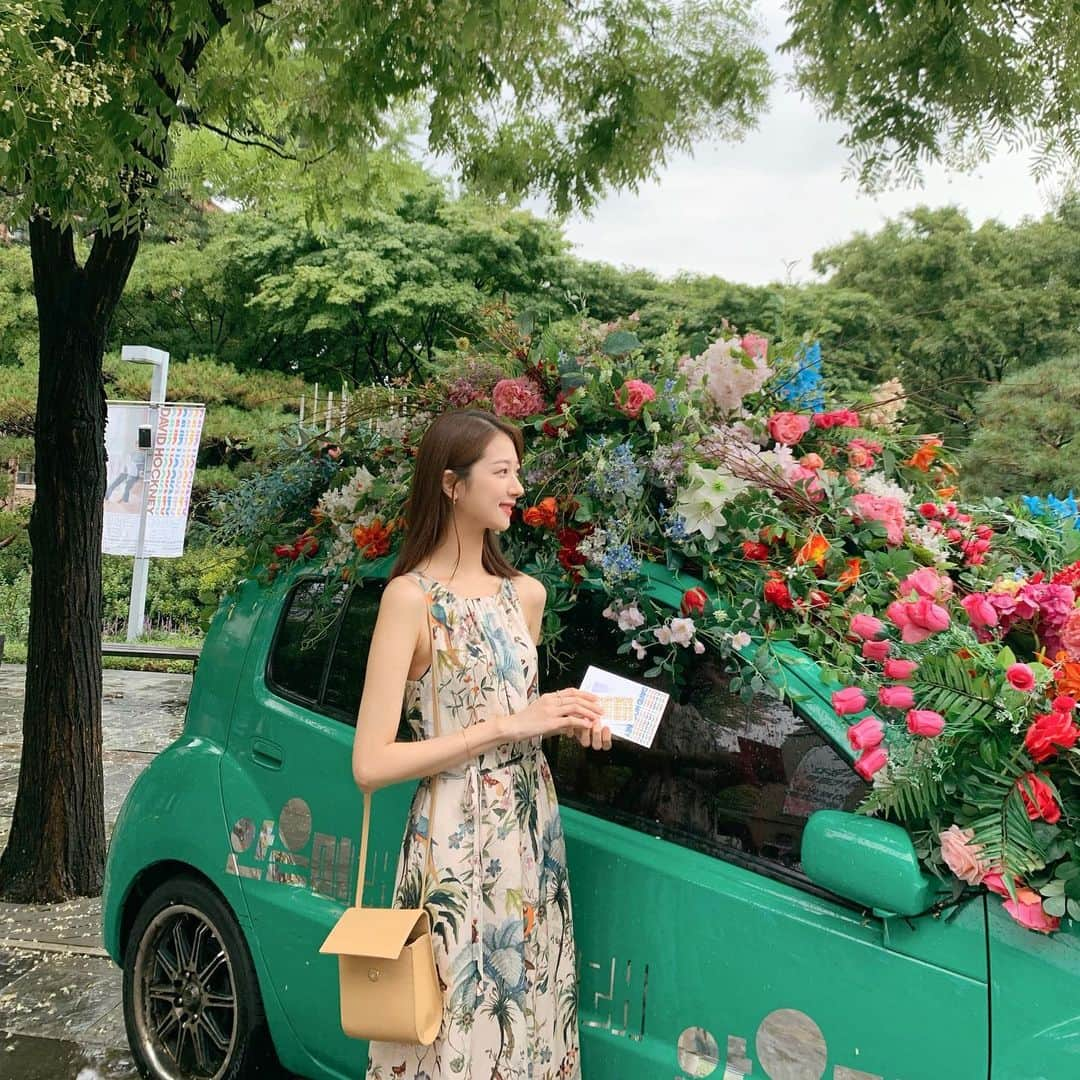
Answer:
[512,572,548,614]
[379,574,428,618]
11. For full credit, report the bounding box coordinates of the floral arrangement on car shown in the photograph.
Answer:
[211,304,1080,933]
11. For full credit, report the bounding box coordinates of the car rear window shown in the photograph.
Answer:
[542,591,868,884]
[267,577,385,726]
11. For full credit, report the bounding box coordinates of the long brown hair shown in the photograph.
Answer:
[390,409,525,581]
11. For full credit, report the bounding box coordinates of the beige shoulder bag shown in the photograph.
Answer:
[320,596,444,1045]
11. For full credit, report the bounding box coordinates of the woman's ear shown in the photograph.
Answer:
[442,469,458,502]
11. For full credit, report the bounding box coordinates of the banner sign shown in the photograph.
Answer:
[103,402,205,558]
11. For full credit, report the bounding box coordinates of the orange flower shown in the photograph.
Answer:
[936,485,958,499]
[906,436,944,472]
[523,496,558,529]
[1055,659,1080,699]
[794,532,830,567]
[837,557,862,591]
[352,517,394,558]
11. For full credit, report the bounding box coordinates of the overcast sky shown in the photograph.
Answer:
[544,0,1054,286]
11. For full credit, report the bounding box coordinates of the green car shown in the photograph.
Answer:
[102,558,1075,1080]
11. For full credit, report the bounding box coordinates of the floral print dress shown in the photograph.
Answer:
[365,572,581,1080]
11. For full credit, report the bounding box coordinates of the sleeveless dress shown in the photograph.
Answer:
[364,571,582,1080]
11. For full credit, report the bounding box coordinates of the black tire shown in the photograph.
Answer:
[122,873,285,1080]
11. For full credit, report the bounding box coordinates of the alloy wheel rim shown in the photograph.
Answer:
[133,903,238,1080]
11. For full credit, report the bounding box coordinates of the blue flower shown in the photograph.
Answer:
[600,543,640,579]
[771,340,824,411]
[1022,492,1080,529]
[486,858,502,878]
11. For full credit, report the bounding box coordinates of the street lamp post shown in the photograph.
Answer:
[120,345,170,642]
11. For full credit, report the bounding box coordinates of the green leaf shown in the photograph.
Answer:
[1044,895,1067,917]
[601,330,642,356]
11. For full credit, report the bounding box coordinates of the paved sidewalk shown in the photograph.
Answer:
[0,665,191,1079]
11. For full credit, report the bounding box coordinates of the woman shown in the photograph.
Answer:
[352,408,611,1080]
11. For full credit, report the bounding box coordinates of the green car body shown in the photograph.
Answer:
[103,560,1080,1079]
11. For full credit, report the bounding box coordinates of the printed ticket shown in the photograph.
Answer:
[578,665,670,748]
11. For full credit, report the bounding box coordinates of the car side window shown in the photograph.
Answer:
[267,579,333,706]
[543,592,868,883]
[267,577,389,729]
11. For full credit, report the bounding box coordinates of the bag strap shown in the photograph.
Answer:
[354,579,442,908]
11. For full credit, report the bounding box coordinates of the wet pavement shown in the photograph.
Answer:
[0,665,191,1080]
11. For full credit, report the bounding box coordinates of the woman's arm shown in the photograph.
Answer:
[352,577,506,792]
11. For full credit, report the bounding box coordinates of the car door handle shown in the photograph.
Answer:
[252,738,285,770]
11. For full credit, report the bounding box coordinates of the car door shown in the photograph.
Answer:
[544,594,989,1080]
[220,575,416,1080]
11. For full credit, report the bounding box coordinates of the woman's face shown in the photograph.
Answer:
[448,432,524,533]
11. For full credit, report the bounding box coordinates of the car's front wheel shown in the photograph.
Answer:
[122,874,282,1080]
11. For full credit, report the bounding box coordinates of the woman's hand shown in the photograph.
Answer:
[573,720,613,752]
[514,689,604,741]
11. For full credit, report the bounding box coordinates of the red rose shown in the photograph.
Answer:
[741,541,770,561]
[680,587,708,616]
[273,543,298,561]
[1017,773,1061,824]
[1024,711,1080,762]
[294,534,319,558]
[763,571,794,610]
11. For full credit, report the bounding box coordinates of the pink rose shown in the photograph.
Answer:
[849,614,885,640]
[741,333,768,361]
[939,825,988,885]
[907,709,945,737]
[862,639,891,661]
[851,492,906,546]
[492,376,546,419]
[884,659,919,680]
[767,411,811,446]
[961,593,999,629]
[1003,889,1061,934]
[847,716,885,751]
[1053,695,1077,713]
[832,687,868,715]
[614,378,657,419]
[878,685,916,710]
[1006,663,1036,692]
[1062,609,1080,661]
[899,568,954,603]
[854,746,888,781]
[982,871,1011,897]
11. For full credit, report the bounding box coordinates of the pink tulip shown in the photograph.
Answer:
[906,709,945,737]
[888,598,950,643]
[854,747,888,781]
[850,613,885,640]
[879,685,916,710]
[1006,663,1036,692]
[884,659,919,680]
[832,687,868,715]
[961,593,999,629]
[862,639,891,661]
[847,716,885,751]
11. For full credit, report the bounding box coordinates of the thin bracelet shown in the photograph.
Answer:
[460,727,473,759]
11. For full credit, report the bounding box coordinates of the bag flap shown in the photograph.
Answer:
[319,907,429,960]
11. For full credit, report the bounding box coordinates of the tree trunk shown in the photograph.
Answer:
[0,217,140,901]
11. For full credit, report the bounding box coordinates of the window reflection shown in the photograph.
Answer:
[544,596,867,876]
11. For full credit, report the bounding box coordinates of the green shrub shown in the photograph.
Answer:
[0,569,31,644]
[962,355,1080,499]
